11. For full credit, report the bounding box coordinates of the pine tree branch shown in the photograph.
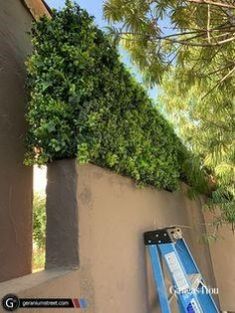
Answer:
[118,29,235,46]
[202,65,235,98]
[157,34,235,46]
[186,0,235,9]
[204,62,235,75]
[207,4,211,43]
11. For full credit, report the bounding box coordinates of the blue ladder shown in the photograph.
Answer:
[144,227,219,313]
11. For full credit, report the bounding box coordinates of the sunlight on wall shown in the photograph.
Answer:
[33,165,47,194]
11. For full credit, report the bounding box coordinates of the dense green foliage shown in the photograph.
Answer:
[33,193,46,249]
[25,2,201,191]
[103,0,235,227]
[33,192,46,271]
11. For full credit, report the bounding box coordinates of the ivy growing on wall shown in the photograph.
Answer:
[25,1,204,192]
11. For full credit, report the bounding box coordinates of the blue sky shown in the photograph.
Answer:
[45,0,158,100]
[47,0,106,27]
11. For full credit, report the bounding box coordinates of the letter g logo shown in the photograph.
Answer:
[2,294,19,311]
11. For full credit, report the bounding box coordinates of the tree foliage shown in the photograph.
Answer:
[160,73,234,228]
[103,0,235,227]
[25,1,202,192]
[33,193,46,249]
[103,0,235,87]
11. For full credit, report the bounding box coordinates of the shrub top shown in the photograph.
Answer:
[25,2,204,192]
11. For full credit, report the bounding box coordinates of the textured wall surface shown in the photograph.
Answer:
[0,160,219,312]
[76,162,217,313]
[0,0,33,282]
[42,160,216,313]
[204,212,235,312]
[46,161,79,269]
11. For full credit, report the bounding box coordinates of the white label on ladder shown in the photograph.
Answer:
[165,252,190,292]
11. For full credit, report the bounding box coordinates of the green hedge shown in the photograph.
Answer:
[25,2,196,191]
[33,193,46,249]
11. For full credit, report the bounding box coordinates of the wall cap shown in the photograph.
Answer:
[20,0,51,21]
[0,268,76,298]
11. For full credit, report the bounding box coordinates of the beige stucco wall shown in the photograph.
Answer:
[0,0,33,282]
[75,162,217,313]
[203,211,235,312]
[0,160,217,313]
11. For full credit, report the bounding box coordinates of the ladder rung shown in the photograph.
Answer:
[188,274,202,289]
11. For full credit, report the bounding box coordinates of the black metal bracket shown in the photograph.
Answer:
[143,226,182,245]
